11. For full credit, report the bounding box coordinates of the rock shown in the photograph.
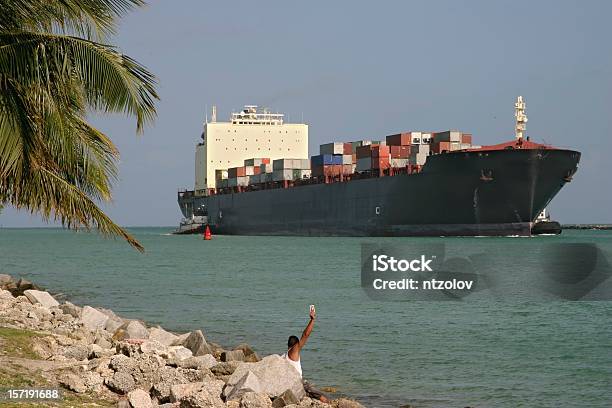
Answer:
[0,274,13,286]
[117,399,131,408]
[106,371,136,394]
[140,339,169,357]
[183,330,212,356]
[272,390,299,408]
[169,346,194,362]
[223,355,305,401]
[225,371,262,401]
[81,305,109,331]
[211,361,241,377]
[59,373,87,393]
[128,389,153,408]
[63,344,90,361]
[59,301,81,317]
[181,391,225,408]
[114,320,149,341]
[221,349,245,362]
[241,392,273,408]
[234,344,257,358]
[227,401,240,408]
[297,397,328,408]
[151,366,189,402]
[23,289,59,309]
[178,354,217,370]
[331,399,366,408]
[169,379,223,402]
[171,332,190,346]
[105,316,124,333]
[87,343,114,359]
[149,326,179,346]
[244,353,262,363]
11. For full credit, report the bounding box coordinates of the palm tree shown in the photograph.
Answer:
[0,0,159,251]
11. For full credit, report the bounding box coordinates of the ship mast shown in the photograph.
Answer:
[514,96,528,140]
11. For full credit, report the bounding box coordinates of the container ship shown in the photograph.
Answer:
[175,98,580,236]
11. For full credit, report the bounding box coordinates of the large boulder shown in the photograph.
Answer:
[178,354,218,370]
[59,301,81,318]
[59,373,87,394]
[114,320,149,340]
[223,355,305,401]
[151,366,189,402]
[23,289,59,309]
[221,349,245,362]
[168,346,194,362]
[225,371,262,401]
[271,390,299,408]
[149,326,179,346]
[81,306,109,331]
[105,371,136,394]
[169,378,224,403]
[182,330,213,356]
[127,388,153,408]
[0,274,13,286]
[240,392,273,408]
[211,361,242,377]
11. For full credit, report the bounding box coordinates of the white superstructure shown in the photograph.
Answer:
[195,105,309,193]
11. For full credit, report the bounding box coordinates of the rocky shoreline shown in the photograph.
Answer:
[0,274,365,408]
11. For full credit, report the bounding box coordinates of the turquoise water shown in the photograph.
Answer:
[1,228,611,407]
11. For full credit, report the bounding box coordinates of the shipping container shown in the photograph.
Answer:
[356,145,372,159]
[386,133,411,146]
[342,154,353,165]
[272,169,295,181]
[434,141,452,153]
[332,154,343,165]
[342,164,353,175]
[320,142,345,155]
[356,157,372,172]
[390,145,410,158]
[421,133,433,144]
[228,166,246,178]
[372,157,390,169]
[461,134,472,144]
[245,166,255,176]
[311,154,334,166]
[215,169,228,181]
[273,158,298,170]
[435,130,462,143]
[248,175,260,185]
[411,144,430,154]
[260,163,273,173]
[343,143,353,155]
[390,158,410,168]
[411,132,423,144]
[372,145,390,158]
[228,176,248,187]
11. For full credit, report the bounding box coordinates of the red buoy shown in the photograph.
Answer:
[204,225,212,240]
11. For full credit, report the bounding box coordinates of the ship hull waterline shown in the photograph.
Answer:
[177,148,580,237]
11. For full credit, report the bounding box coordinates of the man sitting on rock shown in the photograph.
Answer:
[284,306,329,403]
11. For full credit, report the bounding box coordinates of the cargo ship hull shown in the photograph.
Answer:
[178,148,580,237]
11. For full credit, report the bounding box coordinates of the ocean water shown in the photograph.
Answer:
[1,228,611,407]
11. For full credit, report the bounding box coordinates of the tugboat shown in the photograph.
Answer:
[173,205,207,235]
[531,208,562,235]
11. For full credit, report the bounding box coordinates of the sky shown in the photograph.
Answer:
[2,0,611,227]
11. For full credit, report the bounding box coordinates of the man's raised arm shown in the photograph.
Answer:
[299,307,316,348]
